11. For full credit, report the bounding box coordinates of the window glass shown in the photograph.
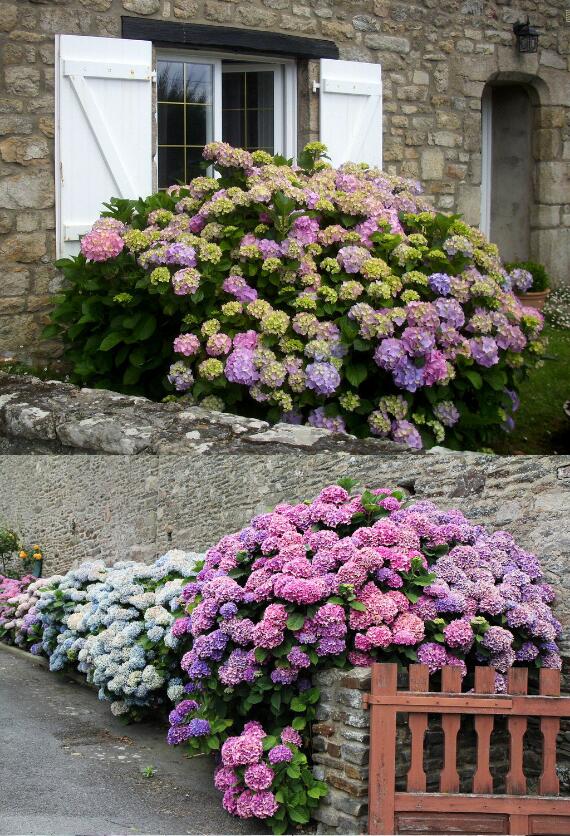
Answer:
[222,70,275,153]
[157,60,213,188]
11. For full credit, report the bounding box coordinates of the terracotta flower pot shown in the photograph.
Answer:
[516,288,550,311]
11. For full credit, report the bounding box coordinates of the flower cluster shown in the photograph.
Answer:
[0,575,50,652]
[0,575,35,640]
[75,143,544,450]
[214,721,326,833]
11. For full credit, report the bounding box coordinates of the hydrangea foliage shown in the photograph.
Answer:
[49,143,545,449]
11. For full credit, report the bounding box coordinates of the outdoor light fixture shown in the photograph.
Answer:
[513,18,539,53]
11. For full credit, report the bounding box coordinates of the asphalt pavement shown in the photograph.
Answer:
[0,647,263,835]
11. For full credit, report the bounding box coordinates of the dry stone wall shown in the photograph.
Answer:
[0,0,569,365]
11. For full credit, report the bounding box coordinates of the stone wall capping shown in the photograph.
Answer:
[0,372,406,455]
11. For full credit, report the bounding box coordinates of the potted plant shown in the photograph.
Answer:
[505,260,551,311]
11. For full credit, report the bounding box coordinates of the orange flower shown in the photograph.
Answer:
[32,552,42,561]
[19,550,28,559]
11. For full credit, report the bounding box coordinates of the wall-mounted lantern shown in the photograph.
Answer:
[513,18,539,54]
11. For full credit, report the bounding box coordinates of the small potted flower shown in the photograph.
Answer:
[18,544,43,578]
[506,260,551,311]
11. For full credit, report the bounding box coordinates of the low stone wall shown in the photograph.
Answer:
[311,667,570,835]
[0,373,402,455]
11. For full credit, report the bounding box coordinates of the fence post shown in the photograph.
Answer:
[368,663,398,835]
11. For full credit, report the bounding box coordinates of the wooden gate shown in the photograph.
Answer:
[364,663,570,835]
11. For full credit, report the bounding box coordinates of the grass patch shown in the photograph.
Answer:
[492,326,570,455]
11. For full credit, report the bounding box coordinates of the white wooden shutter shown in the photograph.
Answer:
[319,59,382,170]
[55,34,153,258]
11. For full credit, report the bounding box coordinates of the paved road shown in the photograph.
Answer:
[0,648,263,835]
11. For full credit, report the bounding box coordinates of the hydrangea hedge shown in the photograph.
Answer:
[47,143,545,450]
[0,484,562,832]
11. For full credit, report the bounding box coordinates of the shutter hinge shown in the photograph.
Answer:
[312,80,320,94]
[151,70,157,83]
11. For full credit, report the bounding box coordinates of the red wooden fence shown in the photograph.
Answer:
[364,664,570,835]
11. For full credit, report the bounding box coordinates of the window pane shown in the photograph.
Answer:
[247,109,273,151]
[186,63,213,104]
[158,147,185,188]
[186,149,205,180]
[157,61,183,103]
[222,73,245,109]
[186,105,208,147]
[158,103,184,146]
[222,108,245,148]
[247,72,274,109]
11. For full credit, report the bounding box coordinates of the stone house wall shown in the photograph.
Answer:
[0,0,569,366]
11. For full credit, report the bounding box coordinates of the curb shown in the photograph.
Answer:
[0,642,92,689]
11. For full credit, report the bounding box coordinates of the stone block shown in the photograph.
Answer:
[1,266,30,296]
[0,136,49,166]
[363,33,410,53]
[0,3,18,31]
[0,170,54,210]
[122,0,160,12]
[530,205,561,229]
[412,70,429,85]
[5,66,40,97]
[421,148,445,180]
[533,129,562,162]
[173,0,199,15]
[0,232,46,263]
[456,183,481,226]
[535,162,570,205]
[540,49,566,70]
[0,115,33,135]
[341,742,369,766]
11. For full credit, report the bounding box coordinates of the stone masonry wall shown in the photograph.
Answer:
[1,451,569,657]
[0,0,569,365]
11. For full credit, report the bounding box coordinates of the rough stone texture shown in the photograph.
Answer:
[311,666,570,834]
[0,0,569,365]
[0,373,403,455]
[0,449,569,656]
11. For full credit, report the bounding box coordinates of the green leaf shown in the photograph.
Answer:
[345,363,368,387]
[292,716,306,731]
[286,613,305,631]
[288,809,310,824]
[123,365,142,386]
[290,696,306,712]
[464,369,483,390]
[286,766,301,779]
[255,647,269,663]
[349,601,366,612]
[132,314,156,341]
[99,332,124,351]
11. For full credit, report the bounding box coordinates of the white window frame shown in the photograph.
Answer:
[155,49,297,184]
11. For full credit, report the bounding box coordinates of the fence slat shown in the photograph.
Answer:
[506,668,528,796]
[407,664,429,792]
[440,667,462,793]
[538,669,560,795]
[368,663,398,835]
[473,667,496,794]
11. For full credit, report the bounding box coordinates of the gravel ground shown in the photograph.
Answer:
[0,647,264,836]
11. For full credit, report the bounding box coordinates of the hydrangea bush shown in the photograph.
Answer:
[0,576,50,650]
[48,143,545,450]
[0,575,34,640]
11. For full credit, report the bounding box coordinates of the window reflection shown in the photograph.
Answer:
[157,60,213,189]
